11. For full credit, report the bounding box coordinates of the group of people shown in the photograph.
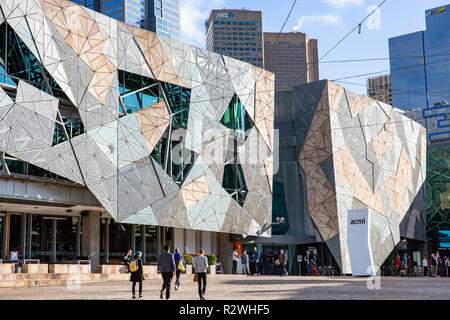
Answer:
[232,246,288,276]
[422,254,450,277]
[123,245,209,300]
[393,253,450,277]
[305,248,319,276]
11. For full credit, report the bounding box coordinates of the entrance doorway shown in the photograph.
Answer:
[99,218,174,264]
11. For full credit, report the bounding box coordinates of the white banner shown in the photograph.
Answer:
[347,209,375,276]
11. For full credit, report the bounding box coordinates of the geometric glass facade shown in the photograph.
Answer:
[0,0,274,237]
[293,80,426,274]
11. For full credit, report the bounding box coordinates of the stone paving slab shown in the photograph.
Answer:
[0,275,449,300]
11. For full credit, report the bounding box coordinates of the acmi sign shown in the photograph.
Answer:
[216,12,234,18]
[350,217,366,225]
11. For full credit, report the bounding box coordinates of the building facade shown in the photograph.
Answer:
[206,9,264,68]
[264,32,319,92]
[389,4,450,110]
[0,0,274,271]
[237,80,427,275]
[71,0,180,39]
[366,74,392,105]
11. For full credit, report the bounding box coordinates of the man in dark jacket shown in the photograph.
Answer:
[130,251,144,299]
[158,244,176,300]
[252,247,260,275]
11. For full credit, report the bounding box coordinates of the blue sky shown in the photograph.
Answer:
[181,0,448,94]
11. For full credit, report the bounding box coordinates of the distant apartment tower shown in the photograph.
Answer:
[389,4,450,110]
[206,9,264,68]
[71,0,180,39]
[366,74,392,105]
[264,32,319,92]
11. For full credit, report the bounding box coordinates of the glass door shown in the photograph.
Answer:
[30,216,54,263]
[145,226,158,264]
[8,213,24,262]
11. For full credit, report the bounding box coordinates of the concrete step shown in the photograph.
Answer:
[0,273,159,288]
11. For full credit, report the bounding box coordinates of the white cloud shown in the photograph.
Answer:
[293,14,342,31]
[180,0,225,48]
[322,0,364,7]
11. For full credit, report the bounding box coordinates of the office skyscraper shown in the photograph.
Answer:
[389,4,450,110]
[205,9,264,68]
[71,0,180,40]
[264,32,319,92]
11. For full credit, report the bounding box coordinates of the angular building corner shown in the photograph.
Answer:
[0,0,274,237]
[296,80,427,274]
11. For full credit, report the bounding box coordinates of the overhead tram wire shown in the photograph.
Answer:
[319,0,388,61]
[263,0,298,69]
[273,0,298,45]
[161,52,450,108]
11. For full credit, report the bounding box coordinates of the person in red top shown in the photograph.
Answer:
[395,255,401,276]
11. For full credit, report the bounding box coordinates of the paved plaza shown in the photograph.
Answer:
[0,275,449,300]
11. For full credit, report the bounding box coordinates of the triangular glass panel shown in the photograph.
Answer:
[220,94,254,140]
[222,162,248,207]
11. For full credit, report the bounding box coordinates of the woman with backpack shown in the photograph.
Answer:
[130,251,144,299]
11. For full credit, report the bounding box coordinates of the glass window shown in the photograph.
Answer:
[55,217,78,261]
[135,224,143,253]
[108,221,133,263]
[8,214,24,261]
[145,226,158,263]
[30,216,55,263]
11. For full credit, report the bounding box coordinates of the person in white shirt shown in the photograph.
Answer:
[232,246,240,274]
[422,256,429,277]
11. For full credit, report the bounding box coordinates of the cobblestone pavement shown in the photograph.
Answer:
[0,275,449,300]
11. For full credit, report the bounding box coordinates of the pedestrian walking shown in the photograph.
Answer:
[305,250,311,276]
[422,256,429,277]
[273,250,280,275]
[158,244,176,300]
[445,256,450,277]
[310,249,318,276]
[194,249,209,300]
[438,257,445,277]
[252,247,260,275]
[406,254,412,277]
[232,246,240,275]
[400,253,407,277]
[174,248,185,290]
[241,249,251,276]
[395,255,401,276]
[430,254,438,277]
[130,251,144,299]
[279,249,287,277]
[123,249,133,273]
